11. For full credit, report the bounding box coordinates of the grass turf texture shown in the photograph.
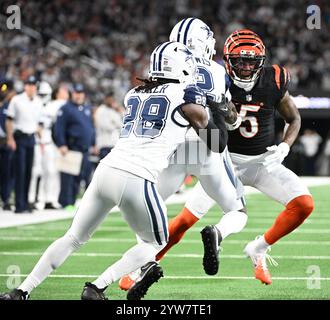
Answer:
[0,185,329,300]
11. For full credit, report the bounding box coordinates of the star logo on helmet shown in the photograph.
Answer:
[179,47,193,61]
[201,25,213,38]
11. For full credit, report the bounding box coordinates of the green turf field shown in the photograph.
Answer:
[0,185,329,300]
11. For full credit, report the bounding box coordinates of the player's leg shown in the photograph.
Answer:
[194,148,247,274]
[88,176,168,300]
[0,164,117,300]
[246,163,313,250]
[118,146,188,291]
[239,158,313,284]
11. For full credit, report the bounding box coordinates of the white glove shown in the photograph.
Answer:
[225,116,242,131]
[262,142,290,172]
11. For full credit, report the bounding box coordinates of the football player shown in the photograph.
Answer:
[120,29,314,290]
[0,41,228,300]
[119,18,248,292]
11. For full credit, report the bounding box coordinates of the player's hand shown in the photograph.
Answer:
[262,142,290,172]
[206,94,229,116]
[225,116,242,131]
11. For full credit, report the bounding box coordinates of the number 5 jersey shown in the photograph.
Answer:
[228,65,290,155]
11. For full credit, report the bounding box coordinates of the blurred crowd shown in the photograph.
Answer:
[1,0,330,213]
[0,0,330,105]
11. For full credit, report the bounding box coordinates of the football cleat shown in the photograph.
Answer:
[119,269,141,291]
[81,282,108,300]
[126,262,163,300]
[244,239,278,285]
[200,225,222,275]
[0,289,29,300]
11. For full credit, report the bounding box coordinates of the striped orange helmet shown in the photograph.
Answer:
[223,29,266,89]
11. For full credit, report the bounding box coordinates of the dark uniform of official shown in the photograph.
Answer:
[54,98,95,207]
[0,97,14,210]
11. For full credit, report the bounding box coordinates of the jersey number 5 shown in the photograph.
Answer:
[238,104,260,138]
[121,96,170,139]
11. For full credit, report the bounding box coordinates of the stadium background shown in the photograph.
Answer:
[0,0,330,300]
[1,0,330,175]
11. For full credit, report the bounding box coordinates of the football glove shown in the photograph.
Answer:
[262,142,290,172]
[225,116,242,131]
[206,94,230,118]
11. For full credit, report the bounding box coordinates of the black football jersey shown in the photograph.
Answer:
[228,65,290,155]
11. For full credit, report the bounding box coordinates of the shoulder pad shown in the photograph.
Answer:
[183,84,206,107]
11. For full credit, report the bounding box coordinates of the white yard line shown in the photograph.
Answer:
[0,177,329,229]
[0,274,329,281]
[0,236,330,246]
[1,251,330,260]
[12,225,330,234]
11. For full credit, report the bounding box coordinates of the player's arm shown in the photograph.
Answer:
[263,90,301,171]
[181,103,228,153]
[276,91,301,147]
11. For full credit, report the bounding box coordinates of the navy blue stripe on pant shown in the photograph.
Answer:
[150,183,168,242]
[144,180,163,246]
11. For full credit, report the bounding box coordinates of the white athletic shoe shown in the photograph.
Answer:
[244,238,278,285]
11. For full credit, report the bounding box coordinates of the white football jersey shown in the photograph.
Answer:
[186,57,230,139]
[195,57,230,102]
[101,82,206,182]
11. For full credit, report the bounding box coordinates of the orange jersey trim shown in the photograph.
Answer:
[272,65,281,90]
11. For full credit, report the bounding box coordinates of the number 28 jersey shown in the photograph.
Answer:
[228,65,290,155]
[101,83,206,183]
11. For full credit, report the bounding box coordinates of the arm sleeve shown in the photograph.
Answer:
[196,118,228,153]
[183,85,207,107]
[273,65,290,99]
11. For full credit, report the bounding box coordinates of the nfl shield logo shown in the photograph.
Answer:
[246,94,252,102]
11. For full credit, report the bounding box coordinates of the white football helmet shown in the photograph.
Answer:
[38,81,52,105]
[149,41,198,84]
[169,18,216,61]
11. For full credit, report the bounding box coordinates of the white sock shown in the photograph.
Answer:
[19,233,82,294]
[93,242,163,289]
[254,235,270,253]
[215,211,248,240]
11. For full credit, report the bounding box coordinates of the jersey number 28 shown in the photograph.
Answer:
[120,96,169,139]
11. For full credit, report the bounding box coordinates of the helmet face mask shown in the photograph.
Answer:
[149,41,198,84]
[169,18,216,61]
[228,55,265,82]
[224,29,266,90]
